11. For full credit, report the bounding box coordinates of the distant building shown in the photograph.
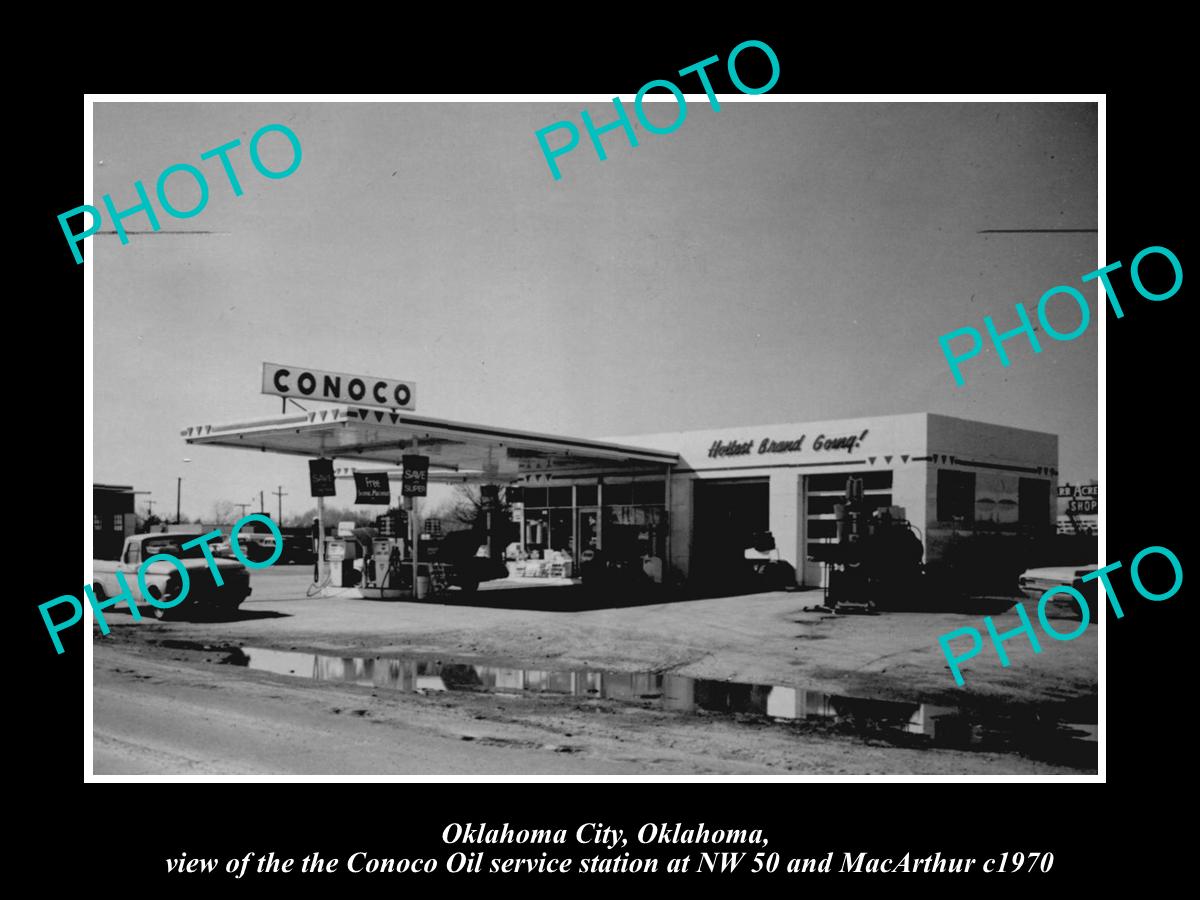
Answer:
[93,484,136,559]
[1056,482,1098,535]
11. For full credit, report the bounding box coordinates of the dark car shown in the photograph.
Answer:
[434,530,509,593]
[279,528,316,565]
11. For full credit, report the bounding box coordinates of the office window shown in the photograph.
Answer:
[94,515,102,531]
[112,514,125,531]
[936,470,976,523]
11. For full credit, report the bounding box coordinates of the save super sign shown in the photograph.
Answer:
[402,455,428,497]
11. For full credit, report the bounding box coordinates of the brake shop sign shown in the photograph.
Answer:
[262,362,416,411]
[1058,483,1098,515]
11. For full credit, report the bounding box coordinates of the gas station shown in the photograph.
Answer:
[182,364,680,601]
[181,363,1060,607]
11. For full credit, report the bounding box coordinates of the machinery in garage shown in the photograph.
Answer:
[809,476,925,613]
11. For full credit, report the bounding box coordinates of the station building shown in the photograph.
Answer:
[93,483,137,560]
[184,409,1057,590]
[597,412,1056,587]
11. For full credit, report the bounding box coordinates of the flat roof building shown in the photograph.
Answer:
[185,409,1057,594]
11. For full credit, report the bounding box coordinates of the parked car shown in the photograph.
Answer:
[279,528,316,565]
[92,533,252,619]
[210,535,237,558]
[235,529,278,565]
[1017,564,1098,621]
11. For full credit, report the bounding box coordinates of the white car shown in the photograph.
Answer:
[1017,564,1098,620]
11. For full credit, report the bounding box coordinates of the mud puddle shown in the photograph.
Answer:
[225,646,1095,768]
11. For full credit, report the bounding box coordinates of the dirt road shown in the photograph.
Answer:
[92,603,1095,775]
[91,569,1097,775]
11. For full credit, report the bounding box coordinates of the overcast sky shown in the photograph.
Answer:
[92,100,1097,521]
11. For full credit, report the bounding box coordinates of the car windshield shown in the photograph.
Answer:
[143,537,213,560]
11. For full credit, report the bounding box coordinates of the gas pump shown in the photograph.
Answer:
[354,531,406,598]
[810,476,925,613]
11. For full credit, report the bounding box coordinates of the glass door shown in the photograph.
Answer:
[576,507,600,568]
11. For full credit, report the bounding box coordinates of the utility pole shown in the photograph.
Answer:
[260,490,265,517]
[234,502,251,518]
[144,498,156,517]
[177,458,192,525]
[272,485,288,523]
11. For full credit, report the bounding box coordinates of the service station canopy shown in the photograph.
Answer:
[181,406,678,482]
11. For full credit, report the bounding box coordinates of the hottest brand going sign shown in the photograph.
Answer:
[262,362,416,411]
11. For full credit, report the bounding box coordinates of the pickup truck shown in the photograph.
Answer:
[92,532,252,620]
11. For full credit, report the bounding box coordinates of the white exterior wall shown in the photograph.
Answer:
[768,472,803,582]
[613,413,1058,587]
[667,470,693,577]
[615,414,932,585]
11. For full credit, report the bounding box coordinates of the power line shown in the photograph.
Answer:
[977,228,1097,234]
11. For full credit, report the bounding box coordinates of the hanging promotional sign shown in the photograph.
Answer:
[354,471,391,505]
[308,458,336,497]
[402,455,429,497]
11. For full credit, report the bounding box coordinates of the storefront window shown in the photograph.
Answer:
[936,470,976,523]
[1018,478,1050,528]
[632,481,665,504]
[576,484,598,506]
[523,509,548,553]
[603,483,633,505]
[603,505,667,566]
[974,472,1019,526]
[550,509,573,552]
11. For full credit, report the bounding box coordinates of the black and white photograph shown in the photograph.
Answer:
[79,93,1105,779]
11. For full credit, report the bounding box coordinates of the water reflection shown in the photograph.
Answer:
[236,646,1094,767]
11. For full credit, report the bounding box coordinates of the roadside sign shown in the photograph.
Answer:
[308,458,336,497]
[262,362,416,411]
[1058,483,1099,499]
[402,455,429,497]
[354,471,391,505]
[511,501,524,523]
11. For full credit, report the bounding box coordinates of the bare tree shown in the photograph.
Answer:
[210,500,237,524]
[284,506,380,528]
[440,484,510,529]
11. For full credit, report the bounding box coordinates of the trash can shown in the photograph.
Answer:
[415,574,430,599]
